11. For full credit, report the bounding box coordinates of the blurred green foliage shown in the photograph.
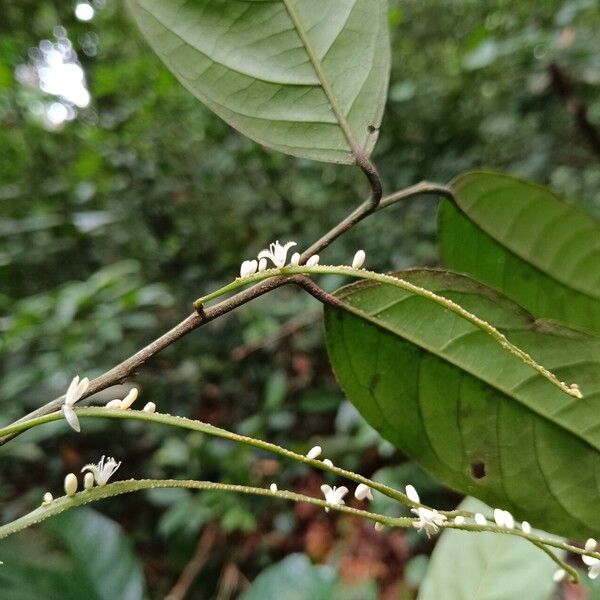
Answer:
[1,0,599,597]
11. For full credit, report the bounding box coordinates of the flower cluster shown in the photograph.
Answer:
[238,240,367,278]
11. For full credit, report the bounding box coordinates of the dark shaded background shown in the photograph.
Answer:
[1,1,599,598]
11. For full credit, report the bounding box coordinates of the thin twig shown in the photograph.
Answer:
[0,182,452,446]
[165,523,220,600]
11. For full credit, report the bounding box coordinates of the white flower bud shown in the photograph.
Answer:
[240,260,251,277]
[105,399,122,409]
[84,472,94,490]
[306,255,320,267]
[553,568,566,582]
[494,508,506,527]
[586,538,597,552]
[374,522,385,531]
[453,515,465,525]
[354,483,373,501]
[269,483,278,493]
[503,510,514,529]
[42,492,54,505]
[322,459,333,468]
[120,387,138,409]
[352,249,366,269]
[474,513,487,525]
[143,402,156,413]
[62,405,81,432]
[64,473,78,496]
[405,484,420,504]
[521,521,531,534]
[290,252,300,266]
[306,445,322,460]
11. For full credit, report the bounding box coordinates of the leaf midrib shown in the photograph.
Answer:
[282,0,362,158]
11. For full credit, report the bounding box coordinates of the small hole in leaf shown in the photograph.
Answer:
[367,125,378,134]
[470,461,486,480]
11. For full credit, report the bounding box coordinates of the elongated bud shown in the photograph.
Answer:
[322,458,333,467]
[405,484,420,504]
[474,513,487,525]
[143,402,156,413]
[290,252,300,266]
[306,445,322,460]
[84,472,94,490]
[42,492,54,505]
[306,255,319,267]
[120,387,138,409]
[269,483,278,493]
[64,473,78,496]
[352,249,366,269]
[105,399,122,409]
[247,260,258,276]
[354,483,373,501]
[521,521,531,534]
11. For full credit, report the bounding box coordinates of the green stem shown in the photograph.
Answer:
[0,407,418,508]
[532,540,578,583]
[0,478,411,541]
[194,265,577,398]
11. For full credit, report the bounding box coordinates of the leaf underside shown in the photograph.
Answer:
[324,269,600,538]
[127,0,390,164]
[439,171,600,335]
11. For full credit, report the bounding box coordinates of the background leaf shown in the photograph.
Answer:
[240,553,377,600]
[0,508,146,600]
[324,269,600,538]
[127,0,390,164]
[418,497,560,600]
[439,171,600,335]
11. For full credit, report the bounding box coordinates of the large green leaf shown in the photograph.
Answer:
[324,269,600,538]
[0,508,146,600]
[418,497,560,600]
[439,171,600,335]
[127,0,390,164]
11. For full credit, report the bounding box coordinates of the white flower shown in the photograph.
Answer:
[306,445,322,460]
[64,473,78,496]
[269,483,278,493]
[583,539,600,579]
[474,513,487,525]
[412,507,447,537]
[521,521,531,534]
[81,455,121,486]
[62,375,90,432]
[405,484,446,536]
[306,255,320,267]
[143,402,156,413]
[258,240,297,268]
[320,484,349,512]
[290,252,301,266]
[352,250,366,269]
[584,555,600,579]
[322,459,333,468]
[354,483,373,501]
